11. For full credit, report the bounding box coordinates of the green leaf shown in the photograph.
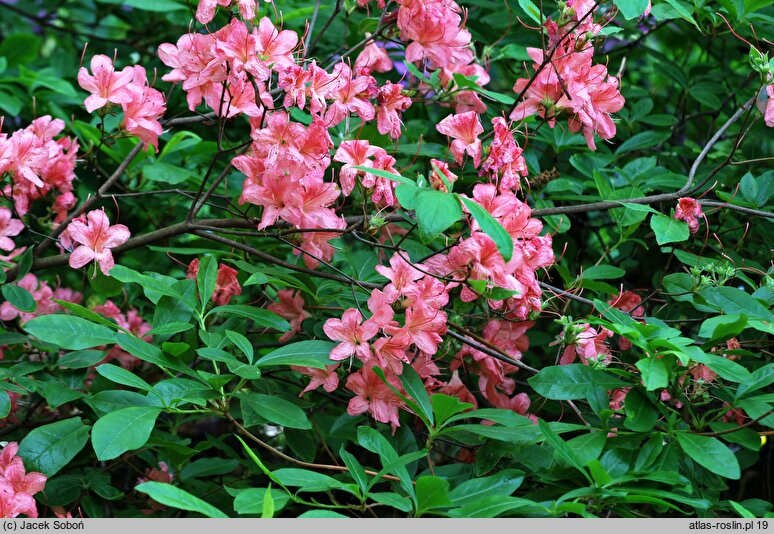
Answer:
[18,418,90,477]
[146,322,195,337]
[339,447,368,497]
[2,284,36,312]
[416,476,452,516]
[698,286,774,322]
[23,315,116,349]
[95,363,154,392]
[52,300,131,333]
[650,214,690,245]
[581,265,626,280]
[298,510,349,518]
[0,391,9,419]
[206,305,290,332]
[0,34,41,66]
[615,130,671,153]
[196,256,218,308]
[675,433,741,479]
[238,393,311,429]
[538,420,588,476]
[431,393,474,427]
[623,389,659,431]
[529,365,627,400]
[225,330,254,363]
[358,427,414,498]
[262,486,275,519]
[447,469,524,506]
[636,357,669,390]
[351,165,415,185]
[255,340,337,369]
[142,162,193,185]
[414,190,462,239]
[135,482,228,518]
[92,407,161,461]
[399,363,434,427]
[232,488,289,515]
[97,0,187,11]
[180,458,239,481]
[459,196,513,262]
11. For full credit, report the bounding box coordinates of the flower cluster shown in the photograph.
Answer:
[0,116,78,220]
[78,55,166,150]
[427,184,554,318]
[0,443,46,519]
[319,252,451,429]
[187,258,243,306]
[159,17,295,119]
[510,3,624,150]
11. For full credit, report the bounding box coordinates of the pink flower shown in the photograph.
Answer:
[607,290,644,350]
[323,308,379,362]
[345,366,403,430]
[375,252,424,297]
[765,84,774,127]
[436,111,483,167]
[0,442,46,519]
[121,66,166,151]
[268,289,311,342]
[186,258,243,306]
[196,0,257,24]
[674,197,703,234]
[558,323,613,365]
[324,63,376,126]
[398,0,474,69]
[333,140,383,196]
[292,364,340,396]
[376,82,412,139]
[77,55,134,113]
[354,42,393,74]
[254,17,299,73]
[0,207,24,251]
[66,209,130,276]
[481,117,528,192]
[386,304,447,355]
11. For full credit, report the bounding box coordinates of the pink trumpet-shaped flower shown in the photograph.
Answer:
[674,197,703,234]
[0,207,24,251]
[323,308,379,362]
[77,55,134,113]
[436,111,483,167]
[66,209,130,276]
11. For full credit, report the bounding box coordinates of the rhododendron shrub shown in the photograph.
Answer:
[0,0,773,520]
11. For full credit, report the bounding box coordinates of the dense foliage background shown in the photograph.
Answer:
[0,0,773,519]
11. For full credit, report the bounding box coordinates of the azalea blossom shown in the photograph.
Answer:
[77,54,134,113]
[268,289,312,342]
[674,197,703,234]
[0,442,46,519]
[292,364,340,396]
[0,207,24,251]
[765,84,774,127]
[436,111,483,167]
[345,366,403,430]
[66,209,131,276]
[323,308,379,362]
[558,323,614,365]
